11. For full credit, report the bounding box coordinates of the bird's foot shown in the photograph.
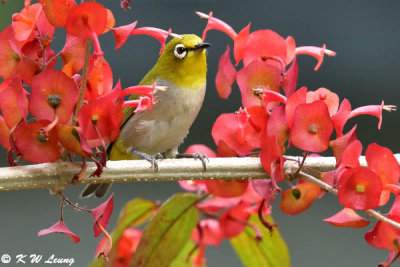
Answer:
[131,149,164,171]
[176,153,209,171]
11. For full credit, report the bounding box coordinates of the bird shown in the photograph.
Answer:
[81,34,210,197]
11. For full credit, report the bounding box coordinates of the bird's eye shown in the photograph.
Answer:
[174,44,187,59]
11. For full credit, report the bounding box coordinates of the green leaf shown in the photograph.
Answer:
[129,193,200,267]
[230,215,291,267]
[171,240,206,267]
[89,198,157,267]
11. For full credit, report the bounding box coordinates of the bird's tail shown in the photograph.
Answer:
[80,142,115,198]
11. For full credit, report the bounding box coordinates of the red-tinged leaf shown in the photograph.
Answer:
[339,139,362,169]
[112,21,138,50]
[89,198,157,267]
[230,215,291,267]
[306,87,339,117]
[192,219,224,246]
[285,86,307,128]
[212,113,254,155]
[11,3,42,41]
[196,11,237,41]
[236,60,281,108]
[38,220,80,243]
[233,23,251,65]
[338,167,382,210]
[61,34,86,77]
[0,117,10,150]
[285,36,296,65]
[220,202,251,238]
[129,193,199,267]
[65,2,107,38]
[206,180,249,198]
[281,57,298,97]
[197,196,242,212]
[323,208,369,228]
[91,194,114,237]
[0,78,28,128]
[30,69,78,123]
[243,30,287,68]
[290,100,333,153]
[267,105,289,148]
[366,143,400,185]
[216,45,236,99]
[332,98,351,137]
[279,181,321,215]
[39,0,76,28]
[330,125,357,166]
[14,120,61,163]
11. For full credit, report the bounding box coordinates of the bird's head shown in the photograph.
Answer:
[154,34,211,89]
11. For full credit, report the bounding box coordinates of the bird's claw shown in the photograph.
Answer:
[176,153,209,171]
[131,149,164,172]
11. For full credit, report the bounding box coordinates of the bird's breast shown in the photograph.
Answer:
[118,79,206,155]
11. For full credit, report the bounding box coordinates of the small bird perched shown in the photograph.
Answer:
[81,34,210,197]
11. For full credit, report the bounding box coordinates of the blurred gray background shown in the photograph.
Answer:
[1,0,399,266]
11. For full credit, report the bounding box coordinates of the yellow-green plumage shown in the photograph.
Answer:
[81,34,208,197]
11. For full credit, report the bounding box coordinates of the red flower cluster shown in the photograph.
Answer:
[0,1,175,179]
[177,12,399,263]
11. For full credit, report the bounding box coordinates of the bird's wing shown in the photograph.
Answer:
[120,67,157,128]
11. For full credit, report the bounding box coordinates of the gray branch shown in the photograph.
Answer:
[1,155,399,192]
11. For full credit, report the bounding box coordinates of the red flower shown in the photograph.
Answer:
[206,180,249,198]
[366,143,400,206]
[65,2,108,55]
[196,11,237,41]
[111,21,138,50]
[60,34,86,77]
[0,78,28,129]
[284,86,307,128]
[191,219,224,246]
[330,126,357,167]
[279,181,321,215]
[295,44,336,71]
[236,60,281,107]
[267,105,290,148]
[290,100,333,152]
[215,45,236,99]
[306,87,339,117]
[233,23,251,65]
[30,69,78,124]
[130,27,173,55]
[39,0,76,28]
[337,167,382,210]
[323,208,370,228]
[211,113,254,155]
[0,117,10,150]
[114,228,142,266]
[219,202,252,238]
[242,29,287,68]
[14,120,60,163]
[86,56,113,99]
[11,3,42,42]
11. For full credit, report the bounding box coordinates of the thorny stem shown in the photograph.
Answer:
[60,193,91,213]
[297,171,400,230]
[72,38,92,126]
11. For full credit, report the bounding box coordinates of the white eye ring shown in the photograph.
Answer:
[174,44,187,59]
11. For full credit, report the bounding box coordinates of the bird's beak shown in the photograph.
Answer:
[191,42,212,52]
